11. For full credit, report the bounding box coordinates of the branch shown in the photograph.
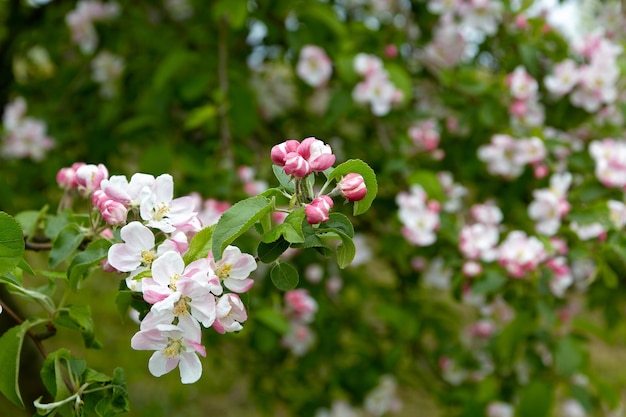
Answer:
[0,298,50,358]
[217,17,234,170]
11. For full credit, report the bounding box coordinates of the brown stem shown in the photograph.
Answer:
[217,17,234,170]
[0,298,49,358]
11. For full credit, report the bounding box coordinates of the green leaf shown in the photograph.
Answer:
[318,228,355,269]
[319,212,354,238]
[17,258,34,276]
[184,105,217,130]
[257,237,290,263]
[335,232,355,269]
[327,159,377,216]
[0,322,31,408]
[255,308,291,334]
[183,225,214,264]
[0,212,25,277]
[211,196,274,261]
[53,305,101,349]
[270,262,299,291]
[272,164,295,193]
[15,208,47,239]
[40,349,86,402]
[213,0,248,28]
[67,239,112,291]
[49,224,84,269]
[471,269,507,294]
[555,337,585,377]
[517,380,553,417]
[261,208,306,244]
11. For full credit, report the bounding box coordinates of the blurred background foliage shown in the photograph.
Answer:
[3,0,626,416]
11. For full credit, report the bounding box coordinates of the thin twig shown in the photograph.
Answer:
[0,298,49,358]
[217,17,234,170]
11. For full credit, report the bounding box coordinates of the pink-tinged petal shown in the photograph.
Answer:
[108,243,141,272]
[151,251,185,286]
[212,320,225,334]
[140,309,174,330]
[178,352,202,384]
[120,221,155,250]
[141,278,174,305]
[151,292,181,314]
[153,174,174,203]
[309,153,335,171]
[230,256,257,279]
[168,196,197,225]
[224,277,254,293]
[148,351,178,377]
[220,245,242,265]
[177,314,202,340]
[131,328,167,351]
[187,340,206,357]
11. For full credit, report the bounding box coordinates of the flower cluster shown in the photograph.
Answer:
[352,53,402,116]
[506,66,544,128]
[296,45,333,88]
[545,31,622,112]
[396,185,441,246]
[90,51,125,98]
[589,138,626,188]
[1,97,55,161]
[65,0,120,54]
[459,202,502,276]
[528,173,571,236]
[271,137,368,226]
[281,289,318,356]
[478,134,547,179]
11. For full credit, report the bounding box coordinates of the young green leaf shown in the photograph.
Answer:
[270,262,299,291]
[49,224,84,269]
[272,164,295,193]
[53,305,101,349]
[0,321,32,408]
[0,212,25,277]
[327,159,377,215]
[211,196,273,261]
[67,239,112,291]
[183,225,214,264]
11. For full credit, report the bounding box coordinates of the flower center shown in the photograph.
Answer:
[141,250,157,265]
[215,263,233,280]
[163,337,183,358]
[173,296,191,317]
[154,202,170,220]
[169,273,181,291]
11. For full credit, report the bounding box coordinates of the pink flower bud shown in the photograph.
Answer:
[339,173,367,201]
[283,152,311,177]
[75,163,108,196]
[384,44,398,59]
[462,261,482,277]
[298,137,335,172]
[271,140,300,166]
[100,200,128,225]
[91,189,108,209]
[515,15,528,30]
[305,195,333,224]
[533,164,549,179]
[56,167,78,189]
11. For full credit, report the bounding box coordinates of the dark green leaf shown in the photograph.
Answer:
[319,212,354,238]
[53,305,101,349]
[270,262,299,291]
[257,237,290,263]
[555,337,585,377]
[327,159,377,215]
[261,208,306,244]
[517,380,553,417]
[0,212,25,277]
[67,239,112,291]
[49,224,84,269]
[211,196,273,261]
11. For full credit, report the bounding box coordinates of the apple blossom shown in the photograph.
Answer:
[458,0,503,35]
[2,96,26,131]
[544,59,579,96]
[497,231,546,278]
[486,402,514,417]
[1,118,55,161]
[284,289,318,323]
[139,174,197,233]
[271,139,301,166]
[338,173,367,202]
[459,223,499,261]
[100,173,156,208]
[208,245,257,293]
[213,293,247,334]
[283,151,311,177]
[298,137,336,172]
[506,66,538,101]
[296,45,332,88]
[608,200,626,229]
[282,323,316,356]
[196,198,230,227]
[74,163,108,196]
[91,51,124,98]
[130,311,206,384]
[305,195,334,224]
